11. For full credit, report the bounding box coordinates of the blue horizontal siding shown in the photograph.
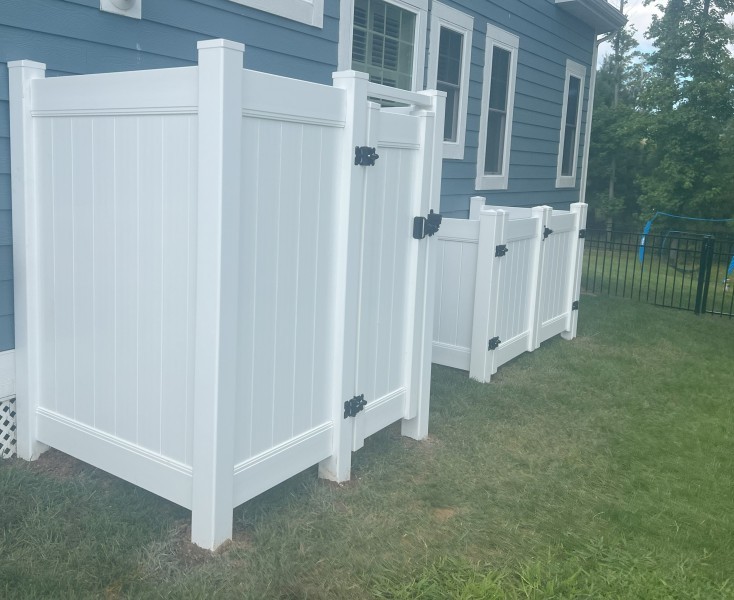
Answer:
[437,0,595,217]
[0,0,601,351]
[0,0,341,352]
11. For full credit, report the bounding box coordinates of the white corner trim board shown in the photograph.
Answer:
[228,0,324,28]
[0,350,15,401]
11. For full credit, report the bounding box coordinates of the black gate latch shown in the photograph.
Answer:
[543,226,553,240]
[413,210,443,240]
[344,394,367,418]
[355,146,379,166]
[488,336,501,351]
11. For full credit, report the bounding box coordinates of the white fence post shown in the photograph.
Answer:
[530,205,552,350]
[8,60,48,461]
[469,196,485,221]
[469,209,505,383]
[318,71,370,483]
[402,88,445,441]
[191,39,244,550]
[562,202,588,340]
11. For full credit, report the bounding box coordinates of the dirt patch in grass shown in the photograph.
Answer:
[27,448,95,479]
[432,507,457,522]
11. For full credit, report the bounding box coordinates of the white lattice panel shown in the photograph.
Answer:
[0,398,17,459]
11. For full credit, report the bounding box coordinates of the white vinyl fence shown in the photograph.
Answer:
[433,197,587,383]
[9,40,444,549]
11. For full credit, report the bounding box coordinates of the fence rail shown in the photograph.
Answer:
[582,229,734,317]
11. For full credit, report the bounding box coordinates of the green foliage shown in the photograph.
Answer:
[589,0,734,224]
[638,0,734,218]
[587,26,647,227]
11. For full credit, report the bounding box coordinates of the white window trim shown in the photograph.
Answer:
[556,59,586,188]
[427,2,473,160]
[475,24,519,191]
[338,0,428,92]
[227,0,324,28]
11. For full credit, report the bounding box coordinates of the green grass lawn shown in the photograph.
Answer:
[2,295,733,599]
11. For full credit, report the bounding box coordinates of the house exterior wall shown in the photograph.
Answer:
[0,0,340,353]
[0,0,602,355]
[433,0,595,218]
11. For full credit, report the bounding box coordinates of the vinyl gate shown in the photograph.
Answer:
[9,40,444,549]
[433,197,587,383]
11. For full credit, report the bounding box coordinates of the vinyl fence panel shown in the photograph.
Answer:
[433,199,585,383]
[10,42,445,550]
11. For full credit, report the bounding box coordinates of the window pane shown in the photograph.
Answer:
[437,28,462,86]
[352,0,416,91]
[561,75,582,176]
[437,26,463,141]
[485,45,511,175]
[489,47,510,111]
[561,125,576,175]
[566,76,581,126]
[485,109,506,174]
[438,82,460,141]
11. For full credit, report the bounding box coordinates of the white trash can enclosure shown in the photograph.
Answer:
[433,197,587,383]
[9,40,444,549]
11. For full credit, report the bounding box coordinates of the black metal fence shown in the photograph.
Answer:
[582,229,734,317]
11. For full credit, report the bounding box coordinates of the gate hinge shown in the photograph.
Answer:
[543,226,554,240]
[572,300,579,311]
[355,146,379,166]
[344,394,367,418]
[495,244,508,257]
[488,336,501,351]
[413,209,443,240]
[578,229,586,239]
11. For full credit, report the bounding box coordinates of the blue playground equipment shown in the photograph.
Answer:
[638,212,734,276]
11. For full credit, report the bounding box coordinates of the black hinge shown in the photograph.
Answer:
[578,229,586,239]
[413,209,443,240]
[344,394,367,419]
[355,146,379,166]
[488,336,501,351]
[543,226,554,240]
[572,300,579,311]
[495,244,508,258]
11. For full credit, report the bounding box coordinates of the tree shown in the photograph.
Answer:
[587,25,647,229]
[637,0,734,219]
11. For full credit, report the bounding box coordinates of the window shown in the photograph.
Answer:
[339,0,428,91]
[476,24,519,190]
[556,60,586,187]
[427,2,473,160]
[227,0,324,28]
